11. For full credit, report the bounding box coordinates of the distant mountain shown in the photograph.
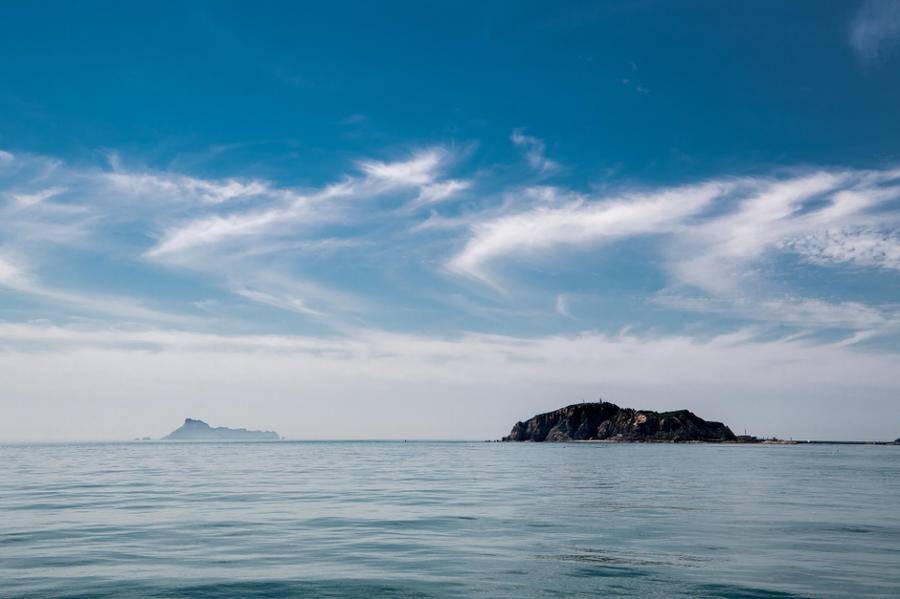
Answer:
[163,418,281,441]
[503,402,736,442]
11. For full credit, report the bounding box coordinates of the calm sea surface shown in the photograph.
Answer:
[1,442,898,598]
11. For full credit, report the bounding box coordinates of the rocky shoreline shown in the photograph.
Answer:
[500,402,900,444]
[502,401,736,443]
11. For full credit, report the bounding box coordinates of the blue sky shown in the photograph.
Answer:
[1,1,900,440]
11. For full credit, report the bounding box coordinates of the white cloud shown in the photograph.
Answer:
[666,173,844,296]
[410,179,471,208]
[511,128,559,173]
[849,0,900,67]
[358,148,446,186]
[660,171,900,332]
[0,253,191,324]
[105,171,270,204]
[656,292,899,333]
[450,181,729,282]
[146,208,293,259]
[2,145,900,346]
[228,271,367,319]
[451,167,900,333]
[555,294,575,319]
[785,227,900,271]
[8,186,68,208]
[758,297,895,330]
[0,150,13,162]
[663,171,900,314]
[147,148,453,261]
[0,253,29,288]
[136,148,469,320]
[1,145,899,441]
[410,210,478,232]
[231,285,324,317]
[1,321,899,440]
[147,180,360,261]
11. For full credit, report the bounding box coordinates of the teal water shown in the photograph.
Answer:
[1,442,898,598]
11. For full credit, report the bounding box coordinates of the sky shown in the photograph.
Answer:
[1,0,900,441]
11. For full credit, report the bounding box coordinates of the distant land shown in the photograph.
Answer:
[502,402,900,444]
[503,402,736,442]
[162,418,281,441]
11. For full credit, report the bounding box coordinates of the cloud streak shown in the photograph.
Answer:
[2,145,899,344]
[849,0,900,67]
[785,227,900,271]
[147,148,454,260]
[511,129,559,173]
[1,321,898,440]
[449,181,730,282]
[1,145,899,441]
[0,253,192,324]
[449,167,900,336]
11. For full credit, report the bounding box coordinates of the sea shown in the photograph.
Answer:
[1,441,898,598]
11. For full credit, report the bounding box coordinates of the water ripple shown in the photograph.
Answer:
[1,442,898,598]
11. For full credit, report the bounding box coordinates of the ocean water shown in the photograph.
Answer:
[1,442,899,598]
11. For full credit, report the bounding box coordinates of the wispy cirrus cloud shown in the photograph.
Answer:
[554,294,575,319]
[663,170,900,310]
[2,143,900,442]
[849,0,900,67]
[0,253,29,288]
[2,142,900,343]
[511,128,559,173]
[227,271,369,320]
[654,293,899,333]
[409,179,471,209]
[144,197,317,260]
[0,146,468,325]
[358,148,447,186]
[784,227,900,271]
[8,185,68,208]
[0,253,193,324]
[449,166,900,336]
[449,181,730,282]
[664,172,845,296]
[147,147,455,261]
[105,171,270,205]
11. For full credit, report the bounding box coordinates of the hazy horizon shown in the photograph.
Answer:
[2,1,900,442]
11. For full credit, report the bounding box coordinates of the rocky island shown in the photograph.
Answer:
[503,401,736,442]
[163,418,281,441]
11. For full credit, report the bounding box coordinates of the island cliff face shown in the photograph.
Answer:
[503,402,736,442]
[164,418,281,441]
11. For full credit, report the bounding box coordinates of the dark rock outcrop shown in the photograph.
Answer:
[163,418,281,441]
[502,402,736,442]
